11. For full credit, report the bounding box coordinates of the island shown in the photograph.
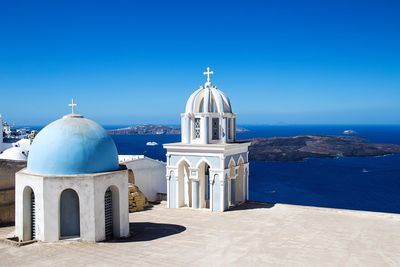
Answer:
[248,135,400,162]
[108,124,249,135]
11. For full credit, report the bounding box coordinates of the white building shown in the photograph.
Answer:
[119,155,166,202]
[164,68,251,212]
[15,102,129,242]
[0,147,28,161]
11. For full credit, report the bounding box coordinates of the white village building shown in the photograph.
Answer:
[119,155,167,202]
[164,68,251,212]
[15,100,129,242]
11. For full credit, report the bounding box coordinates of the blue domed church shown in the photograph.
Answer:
[15,101,130,242]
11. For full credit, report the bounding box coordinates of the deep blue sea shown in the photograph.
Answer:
[28,124,400,214]
[108,125,400,214]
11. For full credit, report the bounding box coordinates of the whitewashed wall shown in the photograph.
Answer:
[121,156,166,202]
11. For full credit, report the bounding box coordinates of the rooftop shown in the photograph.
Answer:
[0,202,399,266]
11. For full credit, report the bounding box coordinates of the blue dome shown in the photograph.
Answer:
[27,114,120,176]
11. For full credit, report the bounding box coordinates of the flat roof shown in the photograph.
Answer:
[1,202,399,266]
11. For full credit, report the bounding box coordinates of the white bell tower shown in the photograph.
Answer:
[164,67,250,212]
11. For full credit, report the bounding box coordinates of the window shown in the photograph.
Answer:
[227,118,232,140]
[212,118,219,140]
[194,118,201,139]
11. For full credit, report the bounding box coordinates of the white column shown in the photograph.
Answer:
[209,173,214,211]
[200,116,208,144]
[166,175,171,208]
[220,175,225,212]
[175,175,180,208]
[191,179,199,209]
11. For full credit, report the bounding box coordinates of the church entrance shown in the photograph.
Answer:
[31,190,36,240]
[104,187,113,240]
[198,162,211,209]
[178,160,191,207]
[22,186,36,241]
[60,189,80,239]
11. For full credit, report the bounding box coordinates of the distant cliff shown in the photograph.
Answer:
[249,135,400,162]
[108,124,249,135]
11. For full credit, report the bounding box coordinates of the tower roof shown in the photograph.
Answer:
[185,67,232,114]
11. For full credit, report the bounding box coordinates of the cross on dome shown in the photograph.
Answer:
[203,67,214,83]
[69,98,77,114]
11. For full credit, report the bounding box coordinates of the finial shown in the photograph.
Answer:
[69,98,77,114]
[203,67,214,84]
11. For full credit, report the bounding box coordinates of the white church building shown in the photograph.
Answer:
[164,68,251,212]
[15,101,130,242]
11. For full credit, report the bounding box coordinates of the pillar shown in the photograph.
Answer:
[191,180,199,209]
[200,116,208,144]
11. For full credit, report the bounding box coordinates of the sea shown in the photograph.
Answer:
[109,125,400,214]
[28,124,400,214]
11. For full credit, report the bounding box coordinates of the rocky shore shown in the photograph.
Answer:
[249,135,400,162]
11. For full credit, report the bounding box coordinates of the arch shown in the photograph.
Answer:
[60,189,80,239]
[236,158,245,204]
[195,157,213,169]
[237,155,245,165]
[104,185,120,240]
[22,186,35,241]
[177,159,191,207]
[176,156,191,168]
[197,161,211,209]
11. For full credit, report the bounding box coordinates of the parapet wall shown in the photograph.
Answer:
[0,159,27,226]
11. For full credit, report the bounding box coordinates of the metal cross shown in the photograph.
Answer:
[203,67,214,83]
[69,98,77,114]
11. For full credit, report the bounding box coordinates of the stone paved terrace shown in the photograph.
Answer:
[1,202,400,267]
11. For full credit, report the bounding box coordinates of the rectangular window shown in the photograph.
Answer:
[194,118,201,139]
[212,118,219,140]
[227,118,232,140]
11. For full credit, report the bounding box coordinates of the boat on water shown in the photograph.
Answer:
[146,141,158,146]
[343,130,357,135]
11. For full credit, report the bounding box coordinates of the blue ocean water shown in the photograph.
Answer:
[110,125,400,214]
[28,124,400,214]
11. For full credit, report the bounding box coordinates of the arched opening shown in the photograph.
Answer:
[104,186,120,240]
[236,159,245,204]
[198,162,211,209]
[60,189,80,239]
[22,186,35,241]
[178,160,191,207]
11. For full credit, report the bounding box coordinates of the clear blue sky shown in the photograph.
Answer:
[0,0,399,125]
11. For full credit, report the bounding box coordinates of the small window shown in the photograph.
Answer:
[194,118,201,139]
[227,118,232,140]
[212,118,219,140]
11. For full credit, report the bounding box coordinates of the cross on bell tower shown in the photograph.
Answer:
[203,67,214,83]
[69,98,77,114]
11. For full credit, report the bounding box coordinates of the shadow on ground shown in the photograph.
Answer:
[226,201,275,212]
[106,222,186,243]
